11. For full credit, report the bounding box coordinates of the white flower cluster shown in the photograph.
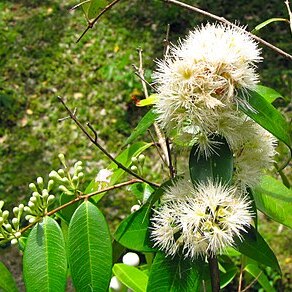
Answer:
[152,23,277,189]
[151,179,253,258]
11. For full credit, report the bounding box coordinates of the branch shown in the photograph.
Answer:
[19,179,141,235]
[164,0,292,61]
[208,256,220,292]
[57,96,159,187]
[76,0,123,43]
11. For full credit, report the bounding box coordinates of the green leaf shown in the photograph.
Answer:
[234,226,281,273]
[255,85,283,104]
[0,261,18,292]
[245,263,276,292]
[147,252,202,292]
[113,264,148,292]
[239,90,292,149]
[68,201,112,291]
[84,142,153,200]
[124,110,157,146]
[23,217,67,292]
[219,262,237,289]
[253,175,292,228]
[252,18,289,32]
[128,182,155,202]
[114,203,156,252]
[136,94,158,107]
[189,135,233,185]
[57,193,81,224]
[88,0,107,19]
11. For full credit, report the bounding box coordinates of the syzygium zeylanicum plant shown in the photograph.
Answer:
[1,7,291,292]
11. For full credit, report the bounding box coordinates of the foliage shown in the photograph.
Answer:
[0,0,292,291]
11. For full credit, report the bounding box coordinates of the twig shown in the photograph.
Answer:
[147,128,167,165]
[164,0,292,61]
[57,96,159,187]
[208,256,220,292]
[165,137,175,178]
[76,0,123,43]
[285,1,292,34]
[163,24,171,58]
[19,179,141,235]
[238,259,244,292]
[241,271,263,292]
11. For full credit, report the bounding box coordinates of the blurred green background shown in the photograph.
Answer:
[0,0,291,290]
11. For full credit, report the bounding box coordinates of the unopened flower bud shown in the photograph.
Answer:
[30,196,37,203]
[131,205,140,213]
[138,154,145,162]
[12,218,19,226]
[0,217,4,226]
[61,177,69,184]
[47,195,55,205]
[4,224,12,232]
[11,238,18,245]
[49,170,62,181]
[74,161,82,168]
[122,252,140,266]
[78,172,84,179]
[58,153,67,168]
[58,169,65,177]
[18,204,24,211]
[2,210,9,220]
[130,165,138,172]
[32,191,40,198]
[13,207,19,216]
[29,217,36,223]
[28,201,35,208]
[24,206,32,213]
[25,215,34,221]
[47,180,54,192]
[29,183,38,192]
[0,200,4,210]
[37,177,44,189]
[72,175,79,184]
[59,185,73,195]
[14,232,21,239]
[131,157,138,164]
[75,166,83,173]
[109,276,122,291]
[42,189,49,200]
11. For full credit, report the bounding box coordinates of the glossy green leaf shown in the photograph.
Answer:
[239,90,292,149]
[68,201,112,291]
[189,135,233,185]
[124,110,157,146]
[88,0,107,19]
[57,193,81,224]
[23,217,67,292]
[253,175,292,228]
[113,264,148,292]
[84,142,153,199]
[255,85,283,103]
[128,182,155,202]
[252,18,289,32]
[245,263,276,292]
[147,252,202,292]
[219,262,237,289]
[234,226,281,273]
[114,204,155,252]
[136,94,158,107]
[0,261,18,292]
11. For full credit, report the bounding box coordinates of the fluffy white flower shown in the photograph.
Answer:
[152,23,262,144]
[151,179,253,258]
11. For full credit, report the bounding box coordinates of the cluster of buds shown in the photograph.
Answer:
[0,200,23,245]
[130,154,145,174]
[24,176,56,223]
[49,154,84,196]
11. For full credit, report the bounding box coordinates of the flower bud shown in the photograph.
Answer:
[18,204,24,212]
[49,170,62,181]
[0,217,4,226]
[47,180,54,192]
[2,210,9,220]
[58,153,67,168]
[131,157,138,164]
[75,166,83,173]
[138,154,145,162]
[28,201,35,208]
[30,196,37,203]
[13,207,19,216]
[122,252,140,266]
[109,276,122,291]
[37,177,44,189]
[59,185,73,195]
[74,161,82,168]
[24,206,32,213]
[47,195,55,205]
[131,205,140,213]
[130,165,138,172]
[42,189,49,200]
[78,172,84,179]
[0,200,4,210]
[25,215,34,221]
[14,232,21,239]
[72,175,79,184]
[11,238,18,245]
[57,169,65,177]
[29,217,36,224]
[29,183,38,192]
[12,218,19,227]
[4,224,12,232]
